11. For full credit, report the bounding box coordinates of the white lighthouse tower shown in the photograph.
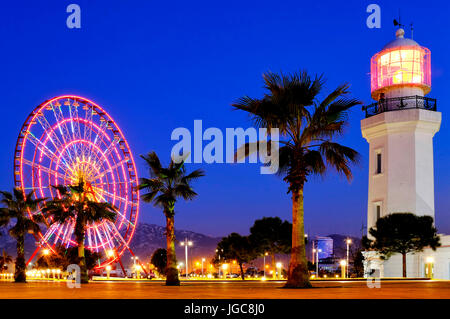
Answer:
[361,28,441,233]
[361,28,450,279]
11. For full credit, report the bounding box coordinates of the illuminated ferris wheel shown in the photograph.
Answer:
[14,95,140,268]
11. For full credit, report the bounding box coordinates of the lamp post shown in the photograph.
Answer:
[180,238,193,278]
[222,263,228,279]
[340,260,347,278]
[106,265,112,279]
[201,258,205,277]
[313,248,322,276]
[346,238,352,278]
[425,257,434,279]
[216,249,223,278]
[263,252,268,279]
[276,262,282,279]
[131,256,140,278]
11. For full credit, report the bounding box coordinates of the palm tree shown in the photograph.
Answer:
[232,70,361,288]
[139,151,205,286]
[0,189,45,282]
[0,250,13,273]
[42,181,117,284]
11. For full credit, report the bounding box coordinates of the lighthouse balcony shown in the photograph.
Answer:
[363,95,437,118]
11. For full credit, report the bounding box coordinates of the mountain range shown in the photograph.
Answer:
[0,223,361,268]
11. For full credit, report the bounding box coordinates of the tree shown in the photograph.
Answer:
[0,189,45,283]
[232,71,361,288]
[363,213,441,278]
[214,233,256,280]
[151,248,167,277]
[0,250,13,273]
[352,249,365,278]
[139,151,204,286]
[35,245,102,271]
[249,217,291,279]
[42,181,117,284]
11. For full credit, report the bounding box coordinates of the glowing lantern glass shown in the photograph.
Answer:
[371,46,431,98]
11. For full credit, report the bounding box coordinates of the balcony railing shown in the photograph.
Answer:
[362,95,437,118]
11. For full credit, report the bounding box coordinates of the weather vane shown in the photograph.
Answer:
[393,10,414,39]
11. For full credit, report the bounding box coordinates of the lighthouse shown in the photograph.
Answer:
[361,27,441,234]
[360,27,450,279]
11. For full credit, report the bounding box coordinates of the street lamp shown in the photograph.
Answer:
[340,260,347,278]
[135,265,142,279]
[201,258,205,277]
[346,238,352,278]
[131,256,139,278]
[106,265,112,279]
[313,248,322,276]
[222,263,228,279]
[177,262,184,276]
[425,256,434,279]
[107,250,115,258]
[181,238,193,279]
[216,248,223,278]
[276,262,282,279]
[263,252,268,279]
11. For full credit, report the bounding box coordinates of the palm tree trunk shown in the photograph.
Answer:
[14,234,26,283]
[75,219,88,284]
[285,188,311,288]
[271,253,276,279]
[239,262,245,280]
[165,214,180,286]
[402,253,407,278]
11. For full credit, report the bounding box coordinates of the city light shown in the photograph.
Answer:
[42,249,50,256]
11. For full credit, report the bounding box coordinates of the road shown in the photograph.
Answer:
[0,279,450,299]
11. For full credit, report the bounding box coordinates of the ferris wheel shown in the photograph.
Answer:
[14,95,140,269]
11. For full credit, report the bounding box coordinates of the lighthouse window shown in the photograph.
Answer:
[376,153,382,174]
[376,205,381,220]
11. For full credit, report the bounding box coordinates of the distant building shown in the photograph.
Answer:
[312,237,333,261]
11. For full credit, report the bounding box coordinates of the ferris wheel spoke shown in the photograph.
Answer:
[83,120,109,165]
[35,113,66,156]
[101,223,116,249]
[94,188,133,207]
[49,102,78,162]
[22,159,72,183]
[25,132,72,173]
[91,158,130,181]
[83,104,94,143]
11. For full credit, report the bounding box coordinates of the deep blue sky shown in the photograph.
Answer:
[1,0,449,238]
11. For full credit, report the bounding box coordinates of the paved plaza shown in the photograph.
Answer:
[0,280,449,299]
